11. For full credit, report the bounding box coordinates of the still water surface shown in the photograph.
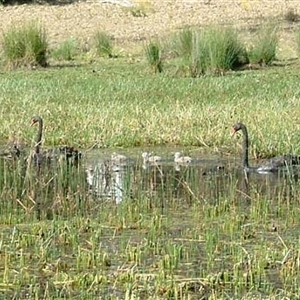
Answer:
[85,147,298,206]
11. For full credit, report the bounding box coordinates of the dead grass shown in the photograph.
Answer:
[0,0,299,55]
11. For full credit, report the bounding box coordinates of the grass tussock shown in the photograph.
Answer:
[170,27,248,76]
[94,31,113,58]
[125,0,152,17]
[144,41,163,73]
[2,22,47,68]
[51,38,78,61]
[248,25,278,66]
[128,5,147,17]
[284,8,300,23]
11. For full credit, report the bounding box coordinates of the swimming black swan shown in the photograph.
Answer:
[30,116,81,166]
[0,144,21,160]
[232,122,300,173]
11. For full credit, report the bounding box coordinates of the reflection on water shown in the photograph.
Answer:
[85,150,299,205]
[86,160,126,204]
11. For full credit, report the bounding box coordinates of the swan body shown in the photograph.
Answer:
[232,122,300,173]
[0,144,21,160]
[30,116,81,166]
[142,152,162,163]
[174,152,192,164]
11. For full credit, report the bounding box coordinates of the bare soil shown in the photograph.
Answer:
[0,0,299,51]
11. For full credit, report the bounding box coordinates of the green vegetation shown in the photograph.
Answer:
[1,16,300,300]
[94,31,113,58]
[0,146,300,299]
[284,8,300,23]
[296,30,300,59]
[170,27,248,76]
[0,59,300,159]
[128,6,147,17]
[1,22,47,68]
[248,25,278,65]
[144,41,163,73]
[51,38,78,61]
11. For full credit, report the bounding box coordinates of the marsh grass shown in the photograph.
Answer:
[94,31,113,58]
[248,25,278,65]
[125,0,152,17]
[170,27,248,76]
[0,151,300,298]
[1,16,300,300]
[51,38,78,61]
[144,41,163,73]
[284,8,300,23]
[2,22,47,68]
[1,59,300,158]
[128,5,147,17]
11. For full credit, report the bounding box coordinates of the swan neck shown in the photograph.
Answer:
[35,119,43,154]
[241,125,249,168]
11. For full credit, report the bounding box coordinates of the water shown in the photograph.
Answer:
[1,147,300,298]
[81,148,300,298]
[85,148,299,206]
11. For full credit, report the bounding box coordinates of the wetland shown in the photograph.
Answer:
[1,1,300,298]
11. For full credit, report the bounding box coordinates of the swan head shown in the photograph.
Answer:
[231,123,244,136]
[30,116,42,126]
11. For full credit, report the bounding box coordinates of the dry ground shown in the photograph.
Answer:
[0,0,300,55]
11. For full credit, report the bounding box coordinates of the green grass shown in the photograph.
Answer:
[144,41,163,73]
[248,25,278,65]
[94,31,113,58]
[168,27,248,76]
[0,41,300,299]
[0,58,300,158]
[1,15,300,300]
[296,30,300,60]
[51,39,78,61]
[1,22,47,68]
[0,150,300,299]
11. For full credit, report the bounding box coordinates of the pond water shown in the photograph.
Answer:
[1,146,300,298]
[85,147,298,206]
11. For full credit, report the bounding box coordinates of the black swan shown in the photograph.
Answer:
[232,122,300,173]
[0,144,21,160]
[30,116,81,166]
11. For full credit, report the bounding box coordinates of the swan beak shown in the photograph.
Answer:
[231,128,237,137]
[30,120,36,126]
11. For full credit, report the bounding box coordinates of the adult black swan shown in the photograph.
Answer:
[232,122,300,173]
[30,116,81,167]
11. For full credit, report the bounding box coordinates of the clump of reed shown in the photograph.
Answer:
[144,41,163,73]
[248,25,278,66]
[93,31,114,58]
[51,38,78,61]
[165,26,248,77]
[1,21,48,69]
